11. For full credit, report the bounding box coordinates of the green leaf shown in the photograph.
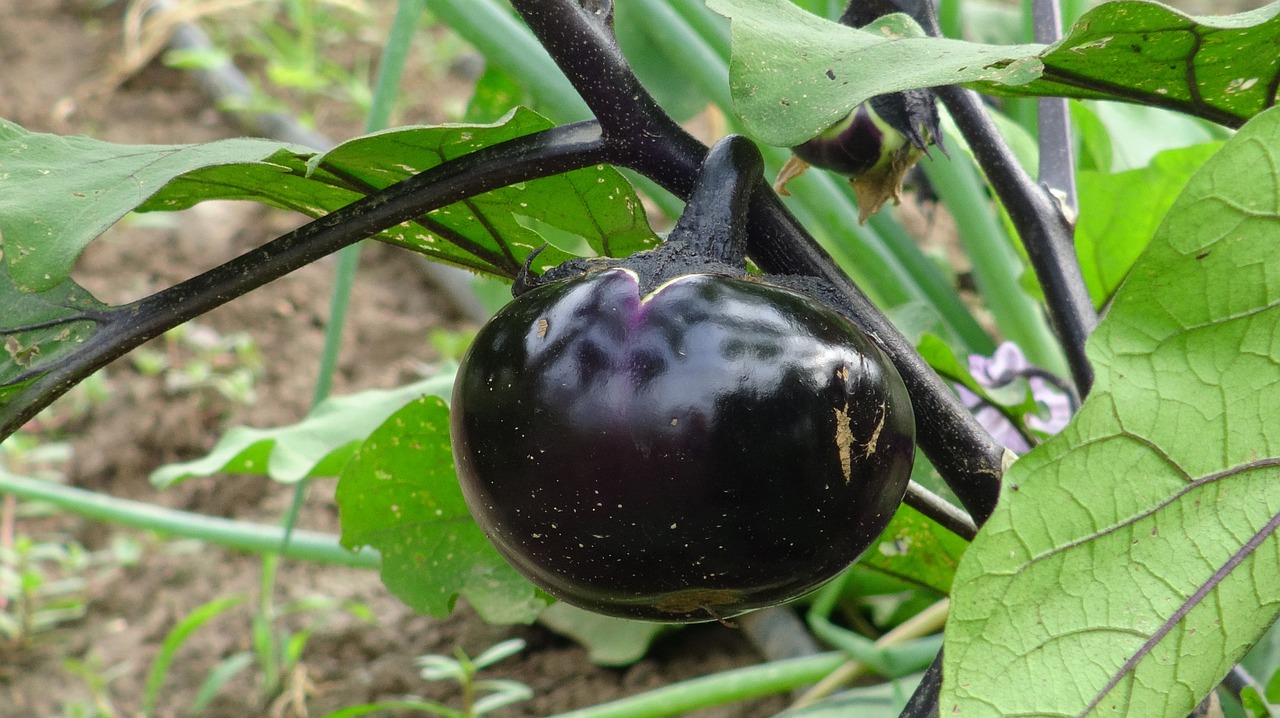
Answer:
[710,0,1041,147]
[336,395,547,624]
[143,594,246,715]
[1074,142,1223,308]
[537,602,671,666]
[860,503,968,596]
[0,118,310,293]
[975,2,1280,123]
[1241,684,1280,718]
[710,0,1279,147]
[943,106,1280,716]
[1080,101,1230,173]
[190,651,255,715]
[294,111,656,275]
[0,260,106,402]
[0,110,656,290]
[150,371,456,487]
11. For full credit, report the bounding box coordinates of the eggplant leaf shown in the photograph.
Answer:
[711,0,1279,146]
[1074,142,1223,308]
[150,371,456,487]
[943,106,1280,716]
[0,260,106,402]
[336,395,547,624]
[861,502,968,596]
[0,109,655,293]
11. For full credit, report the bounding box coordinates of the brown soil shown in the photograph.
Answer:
[0,2,781,716]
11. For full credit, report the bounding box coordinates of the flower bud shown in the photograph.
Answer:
[774,90,942,223]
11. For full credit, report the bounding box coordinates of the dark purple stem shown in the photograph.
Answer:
[937,85,1096,397]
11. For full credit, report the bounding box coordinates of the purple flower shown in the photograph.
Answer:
[958,342,1076,454]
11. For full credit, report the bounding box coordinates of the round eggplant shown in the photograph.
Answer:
[450,267,914,622]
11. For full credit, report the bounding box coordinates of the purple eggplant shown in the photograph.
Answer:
[449,137,915,622]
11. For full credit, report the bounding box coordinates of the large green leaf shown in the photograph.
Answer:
[976,1,1280,120]
[709,0,1279,147]
[0,119,305,293]
[1074,142,1223,308]
[0,111,658,424]
[0,110,656,292]
[942,106,1280,716]
[150,371,456,487]
[336,395,547,624]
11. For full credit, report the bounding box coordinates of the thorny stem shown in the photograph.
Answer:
[510,0,1004,524]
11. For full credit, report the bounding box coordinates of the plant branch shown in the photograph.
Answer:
[856,0,1098,398]
[905,482,977,541]
[899,652,944,718]
[0,122,610,441]
[1033,0,1078,216]
[938,84,1097,397]
[510,0,1004,523]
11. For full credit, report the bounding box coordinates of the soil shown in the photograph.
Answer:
[0,2,782,717]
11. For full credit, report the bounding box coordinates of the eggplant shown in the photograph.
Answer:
[449,137,915,622]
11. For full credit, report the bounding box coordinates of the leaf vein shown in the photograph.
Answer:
[1079,507,1280,716]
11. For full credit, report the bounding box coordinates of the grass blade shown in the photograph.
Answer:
[142,594,246,715]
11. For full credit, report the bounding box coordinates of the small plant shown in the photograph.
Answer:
[135,580,376,716]
[131,322,263,405]
[61,655,131,718]
[320,638,531,718]
[0,532,91,650]
[0,434,110,652]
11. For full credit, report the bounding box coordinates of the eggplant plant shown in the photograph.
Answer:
[1,0,1279,715]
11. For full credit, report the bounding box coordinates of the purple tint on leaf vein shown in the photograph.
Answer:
[1082,506,1280,715]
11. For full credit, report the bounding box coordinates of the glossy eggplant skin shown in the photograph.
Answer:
[451,267,914,622]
